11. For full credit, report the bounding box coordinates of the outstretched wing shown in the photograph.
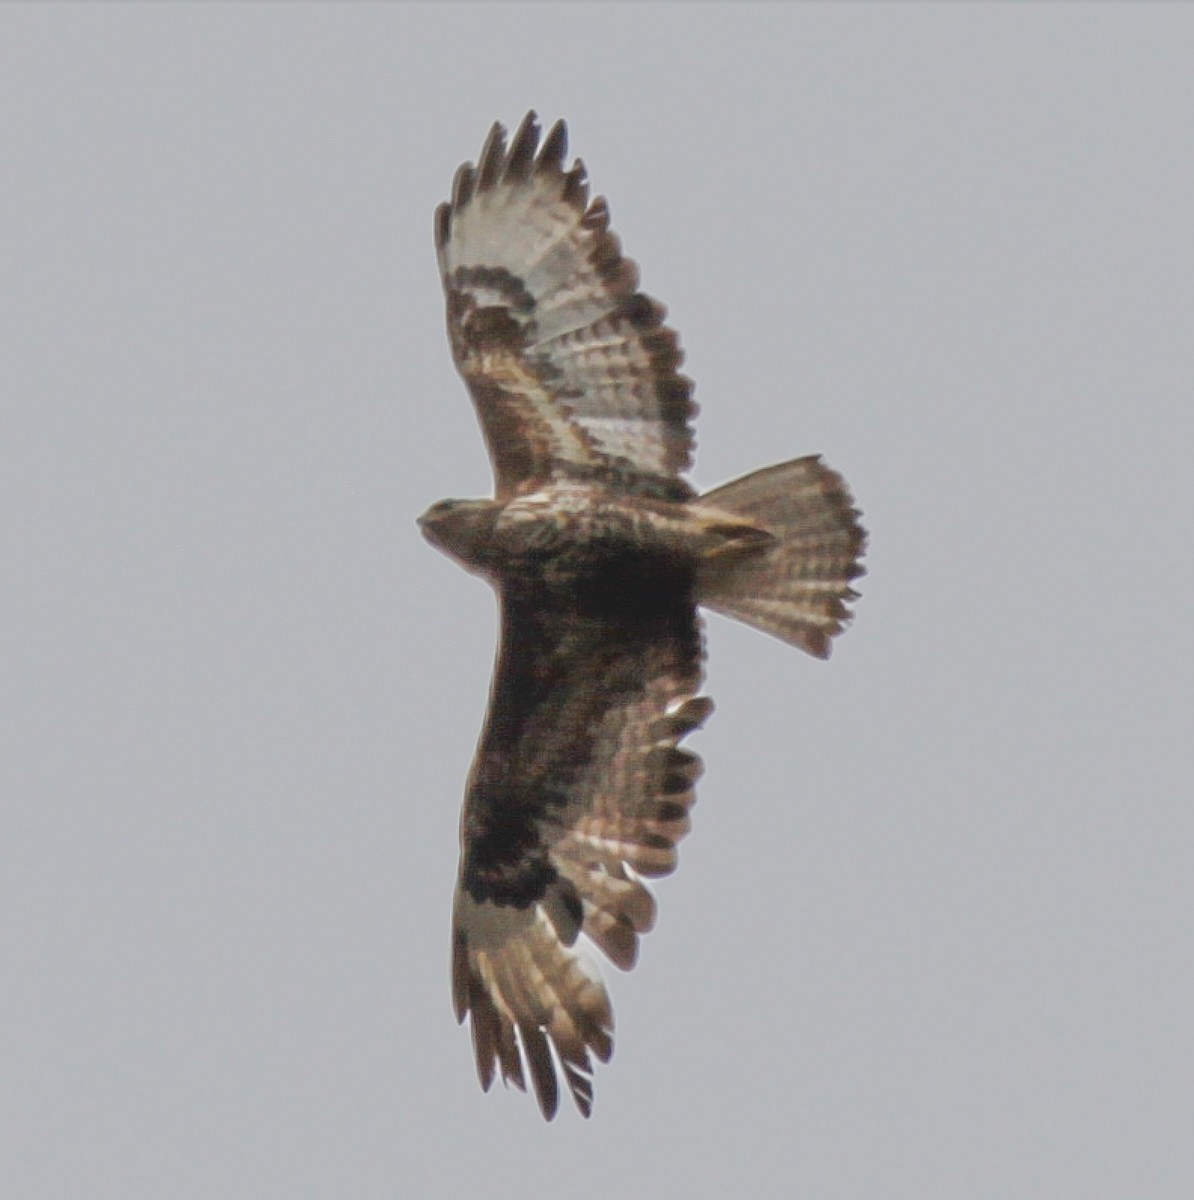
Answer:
[435,112,697,502]
[451,585,709,1119]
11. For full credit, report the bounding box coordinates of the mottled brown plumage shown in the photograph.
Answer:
[420,113,866,1119]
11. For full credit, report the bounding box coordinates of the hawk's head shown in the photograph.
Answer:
[417,498,502,574]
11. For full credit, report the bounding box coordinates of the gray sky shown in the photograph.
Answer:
[4,4,1193,1197]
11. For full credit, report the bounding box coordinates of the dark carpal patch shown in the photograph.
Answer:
[461,818,556,909]
[449,265,536,313]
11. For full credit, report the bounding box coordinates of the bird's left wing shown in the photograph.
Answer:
[451,586,710,1119]
[435,113,697,501]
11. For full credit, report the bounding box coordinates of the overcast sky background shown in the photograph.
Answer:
[4,4,1193,1197]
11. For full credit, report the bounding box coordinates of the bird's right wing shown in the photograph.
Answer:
[451,585,710,1119]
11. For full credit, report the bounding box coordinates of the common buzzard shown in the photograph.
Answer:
[419,113,865,1119]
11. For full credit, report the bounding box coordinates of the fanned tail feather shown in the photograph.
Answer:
[696,456,866,657]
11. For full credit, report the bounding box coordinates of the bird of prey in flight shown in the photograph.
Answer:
[420,113,865,1119]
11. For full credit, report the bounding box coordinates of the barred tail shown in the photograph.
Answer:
[696,456,866,658]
